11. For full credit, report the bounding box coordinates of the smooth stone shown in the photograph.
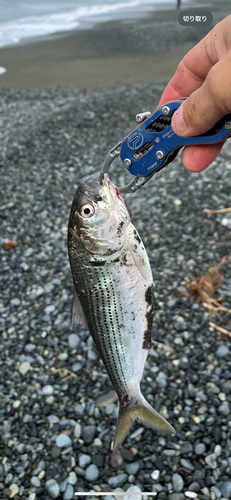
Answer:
[156,371,167,388]
[211,486,222,500]
[68,333,80,349]
[9,484,19,498]
[42,385,54,396]
[67,471,77,485]
[188,482,200,492]
[44,305,55,313]
[30,476,41,487]
[63,484,74,500]
[168,494,185,500]
[0,464,4,481]
[19,361,31,375]
[105,403,115,415]
[205,453,217,469]
[56,434,72,448]
[25,344,36,352]
[215,345,229,358]
[10,298,20,306]
[48,415,60,424]
[108,473,128,488]
[16,443,25,454]
[46,395,55,405]
[74,423,81,438]
[79,454,91,469]
[82,425,96,444]
[126,462,140,475]
[180,442,193,454]
[218,403,230,416]
[180,459,195,471]
[84,464,99,482]
[214,444,222,457]
[58,353,68,361]
[5,473,13,484]
[172,473,184,493]
[72,362,82,372]
[123,486,143,500]
[45,479,60,499]
[220,482,231,499]
[194,443,206,455]
[74,404,84,416]
[163,449,176,456]
[151,470,160,481]
[28,493,36,500]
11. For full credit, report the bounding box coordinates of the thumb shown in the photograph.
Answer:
[171,51,231,137]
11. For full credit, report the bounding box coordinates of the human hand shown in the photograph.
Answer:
[159,14,231,172]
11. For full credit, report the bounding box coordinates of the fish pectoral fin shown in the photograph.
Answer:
[71,289,88,328]
[129,247,149,281]
[126,225,152,282]
[113,395,175,453]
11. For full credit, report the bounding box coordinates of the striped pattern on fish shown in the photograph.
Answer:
[68,172,174,451]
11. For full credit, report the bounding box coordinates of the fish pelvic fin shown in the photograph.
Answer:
[113,391,175,453]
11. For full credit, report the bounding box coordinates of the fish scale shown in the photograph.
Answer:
[70,254,133,399]
[68,171,174,451]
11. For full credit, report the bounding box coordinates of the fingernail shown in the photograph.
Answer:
[172,105,188,135]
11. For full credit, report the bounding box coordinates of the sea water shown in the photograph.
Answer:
[0,0,192,48]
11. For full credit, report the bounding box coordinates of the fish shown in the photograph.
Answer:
[68,171,174,451]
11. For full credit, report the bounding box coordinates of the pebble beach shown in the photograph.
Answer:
[0,2,231,500]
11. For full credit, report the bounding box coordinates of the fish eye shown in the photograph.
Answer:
[80,204,95,218]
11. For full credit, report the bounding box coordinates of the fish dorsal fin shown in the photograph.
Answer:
[126,224,152,282]
[72,289,88,328]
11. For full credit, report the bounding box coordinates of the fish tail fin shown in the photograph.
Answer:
[113,388,175,452]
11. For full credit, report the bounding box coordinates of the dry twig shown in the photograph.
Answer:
[186,256,230,322]
[208,321,231,338]
[186,256,228,301]
[51,368,77,381]
[204,207,231,214]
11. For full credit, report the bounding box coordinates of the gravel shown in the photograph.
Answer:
[0,74,231,498]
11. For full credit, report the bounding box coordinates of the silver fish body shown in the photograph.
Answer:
[68,172,174,450]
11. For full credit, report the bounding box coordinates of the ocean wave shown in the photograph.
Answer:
[0,0,178,48]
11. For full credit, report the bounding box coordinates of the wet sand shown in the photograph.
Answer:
[0,2,230,91]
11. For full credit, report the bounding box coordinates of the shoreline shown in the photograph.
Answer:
[0,2,230,90]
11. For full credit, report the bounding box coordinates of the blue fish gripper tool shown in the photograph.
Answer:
[117,98,231,192]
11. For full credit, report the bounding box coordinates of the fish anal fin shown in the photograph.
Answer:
[72,289,88,328]
[113,391,175,453]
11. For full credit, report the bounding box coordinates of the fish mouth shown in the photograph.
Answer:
[81,171,124,203]
[100,174,125,202]
[81,171,103,195]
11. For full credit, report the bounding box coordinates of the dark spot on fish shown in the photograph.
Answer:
[120,251,127,266]
[117,221,124,236]
[143,285,155,350]
[90,260,106,267]
[131,311,135,320]
[104,248,117,256]
[133,229,141,244]
[143,321,153,350]
[112,256,120,263]
[134,244,137,250]
[145,285,154,306]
